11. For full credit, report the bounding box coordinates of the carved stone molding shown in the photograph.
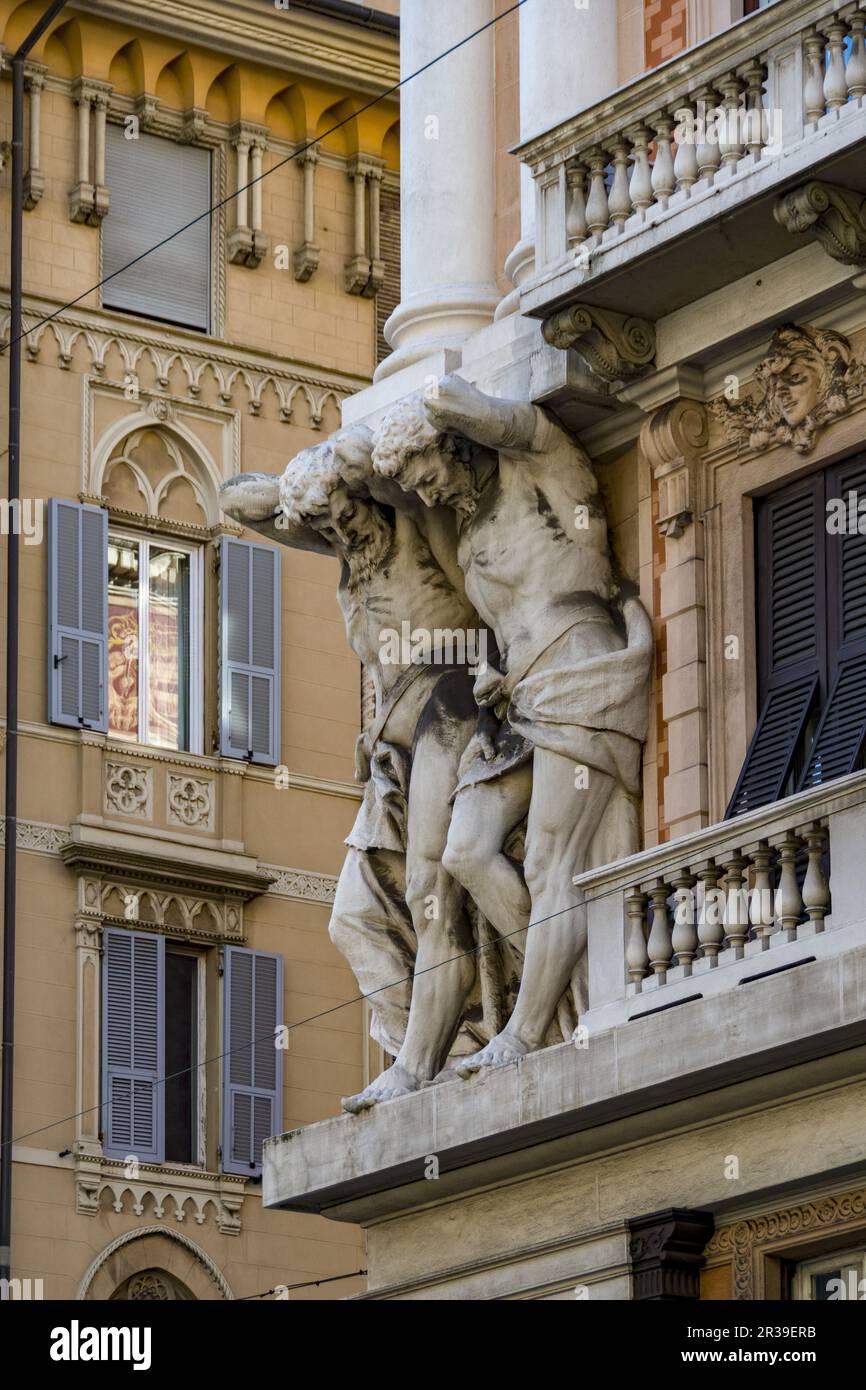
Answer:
[639,398,708,537]
[706,1186,866,1299]
[774,180,866,267]
[74,1155,246,1235]
[541,304,656,384]
[167,775,214,830]
[105,762,152,819]
[710,321,866,456]
[628,1208,715,1300]
[265,865,338,904]
[0,816,68,854]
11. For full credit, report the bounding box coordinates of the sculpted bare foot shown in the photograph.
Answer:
[341,1062,421,1113]
[456,1030,532,1077]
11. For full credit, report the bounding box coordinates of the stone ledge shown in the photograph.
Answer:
[263,940,866,1219]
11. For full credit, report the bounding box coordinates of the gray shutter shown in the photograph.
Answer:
[102,929,165,1163]
[222,947,283,1176]
[219,537,281,764]
[47,499,108,730]
[103,125,211,331]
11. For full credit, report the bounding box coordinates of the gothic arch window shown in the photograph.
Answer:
[110,1268,194,1301]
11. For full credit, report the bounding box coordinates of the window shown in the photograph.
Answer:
[727,456,866,816]
[107,532,203,753]
[49,501,281,764]
[101,930,282,1174]
[102,126,211,331]
[792,1247,866,1300]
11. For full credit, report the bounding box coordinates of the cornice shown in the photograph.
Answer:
[68,0,400,96]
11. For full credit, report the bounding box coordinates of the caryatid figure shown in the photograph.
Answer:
[220,428,511,1108]
[372,376,653,1073]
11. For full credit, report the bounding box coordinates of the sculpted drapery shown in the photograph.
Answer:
[220,376,652,1110]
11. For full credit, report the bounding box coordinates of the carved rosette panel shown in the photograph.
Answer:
[167,775,214,830]
[105,763,152,819]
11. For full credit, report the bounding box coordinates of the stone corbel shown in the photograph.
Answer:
[68,78,112,225]
[628,1208,715,1300]
[345,153,386,297]
[541,304,656,385]
[180,107,209,145]
[134,92,160,133]
[23,64,47,210]
[774,180,866,267]
[639,397,708,538]
[294,143,321,282]
[227,123,270,269]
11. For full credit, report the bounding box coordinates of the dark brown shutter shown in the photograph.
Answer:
[376,183,400,368]
[726,476,824,817]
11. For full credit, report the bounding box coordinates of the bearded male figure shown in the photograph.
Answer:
[220,428,510,1109]
[373,376,653,1073]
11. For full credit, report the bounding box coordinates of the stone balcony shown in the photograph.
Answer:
[517,0,866,336]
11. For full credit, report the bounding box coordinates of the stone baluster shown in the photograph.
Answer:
[694,861,724,965]
[803,30,828,123]
[566,162,588,246]
[749,842,777,948]
[721,852,750,955]
[775,832,804,942]
[607,136,632,229]
[672,105,699,195]
[647,880,673,979]
[824,20,850,110]
[650,112,676,208]
[670,870,698,974]
[801,823,830,931]
[695,88,722,184]
[627,124,654,214]
[741,60,767,159]
[625,888,649,985]
[717,74,745,167]
[584,147,611,237]
[847,10,866,99]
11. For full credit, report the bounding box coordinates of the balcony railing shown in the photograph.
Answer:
[575,768,866,1033]
[518,0,866,320]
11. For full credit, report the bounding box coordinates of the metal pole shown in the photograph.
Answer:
[0,0,69,1287]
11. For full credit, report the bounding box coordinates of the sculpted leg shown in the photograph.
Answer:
[442,764,532,953]
[458,752,616,1074]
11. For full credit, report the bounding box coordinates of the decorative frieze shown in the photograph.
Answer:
[167,775,214,830]
[265,865,337,904]
[710,322,866,456]
[74,1155,246,1235]
[105,762,152,819]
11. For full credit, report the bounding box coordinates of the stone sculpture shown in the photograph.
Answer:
[221,378,652,1106]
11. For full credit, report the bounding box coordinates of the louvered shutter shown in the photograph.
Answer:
[797,455,866,790]
[102,125,211,331]
[727,478,824,817]
[219,537,281,764]
[222,947,283,1176]
[102,929,165,1163]
[47,499,108,730]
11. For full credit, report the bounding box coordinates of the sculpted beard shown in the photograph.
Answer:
[344,503,393,589]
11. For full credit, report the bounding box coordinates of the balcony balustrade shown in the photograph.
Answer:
[518,1,866,326]
[576,768,866,1033]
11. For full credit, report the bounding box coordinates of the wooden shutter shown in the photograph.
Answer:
[727,478,824,817]
[102,929,165,1163]
[219,537,281,764]
[222,947,283,1176]
[102,125,211,331]
[47,499,108,730]
[798,455,866,790]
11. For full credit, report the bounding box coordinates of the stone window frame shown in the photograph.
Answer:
[703,395,866,824]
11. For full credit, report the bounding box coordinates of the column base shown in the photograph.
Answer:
[375,283,502,382]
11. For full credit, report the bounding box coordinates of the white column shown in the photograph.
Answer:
[377,0,499,380]
[497,0,619,318]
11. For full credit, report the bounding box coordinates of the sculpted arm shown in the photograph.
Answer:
[219,472,333,557]
[424,374,540,453]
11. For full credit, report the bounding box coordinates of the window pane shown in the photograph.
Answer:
[164,953,197,1165]
[148,547,191,751]
[107,538,140,740]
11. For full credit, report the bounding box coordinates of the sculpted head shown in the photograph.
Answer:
[280,437,391,588]
[758,324,852,431]
[372,394,478,520]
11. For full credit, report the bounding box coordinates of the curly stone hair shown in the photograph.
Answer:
[279,442,342,526]
[371,393,456,480]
